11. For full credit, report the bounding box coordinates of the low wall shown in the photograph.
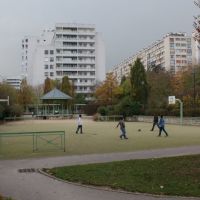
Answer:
[130,116,200,126]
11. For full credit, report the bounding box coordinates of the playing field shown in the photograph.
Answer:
[0,119,200,159]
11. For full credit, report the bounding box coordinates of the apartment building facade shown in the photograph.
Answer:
[112,33,195,83]
[6,76,22,90]
[21,23,105,98]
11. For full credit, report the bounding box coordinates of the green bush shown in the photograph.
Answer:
[0,104,5,120]
[9,104,23,117]
[114,97,142,116]
[97,106,109,116]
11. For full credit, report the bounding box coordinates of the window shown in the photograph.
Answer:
[50,72,54,77]
[44,72,48,77]
[44,57,49,62]
[50,65,54,69]
[50,57,54,62]
[181,43,186,47]
[44,65,48,69]
[44,50,48,55]
[50,50,54,54]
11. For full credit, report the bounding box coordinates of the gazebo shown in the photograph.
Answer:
[35,88,73,118]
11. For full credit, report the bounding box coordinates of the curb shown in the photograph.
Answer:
[38,169,200,200]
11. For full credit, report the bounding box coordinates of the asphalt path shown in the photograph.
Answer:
[1,146,200,200]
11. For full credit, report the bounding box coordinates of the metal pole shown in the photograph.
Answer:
[33,133,35,152]
[176,99,183,125]
[193,68,196,113]
[63,131,66,152]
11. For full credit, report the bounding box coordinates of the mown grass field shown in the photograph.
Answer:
[48,154,200,197]
[0,119,200,159]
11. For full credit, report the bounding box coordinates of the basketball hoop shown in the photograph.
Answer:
[168,96,176,105]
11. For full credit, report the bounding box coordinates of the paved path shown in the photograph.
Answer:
[1,146,200,200]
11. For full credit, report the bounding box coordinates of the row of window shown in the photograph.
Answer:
[56,34,94,40]
[56,49,95,54]
[44,65,54,69]
[170,49,192,54]
[170,43,190,48]
[56,71,95,76]
[44,57,54,62]
[170,55,187,58]
[170,38,191,42]
[44,50,54,55]
[56,27,95,32]
[44,72,54,77]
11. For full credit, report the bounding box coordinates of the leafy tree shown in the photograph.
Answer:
[0,104,5,119]
[120,75,126,85]
[146,70,172,115]
[61,76,73,96]
[95,72,121,105]
[147,64,164,73]
[52,79,62,90]
[130,58,148,105]
[0,83,18,105]
[0,83,24,118]
[97,106,109,116]
[120,78,131,97]
[171,66,200,116]
[114,96,142,116]
[18,79,35,110]
[32,84,43,104]
[43,77,53,94]
[9,104,23,117]
[74,94,86,104]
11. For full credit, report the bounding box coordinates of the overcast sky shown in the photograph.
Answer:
[0,0,198,77]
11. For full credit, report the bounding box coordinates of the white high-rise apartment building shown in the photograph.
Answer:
[6,76,22,90]
[112,33,195,83]
[21,23,106,97]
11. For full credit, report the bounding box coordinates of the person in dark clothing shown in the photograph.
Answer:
[116,117,128,139]
[158,115,168,137]
[150,115,159,131]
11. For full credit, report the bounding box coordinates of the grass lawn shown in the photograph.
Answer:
[47,154,200,197]
[0,119,200,159]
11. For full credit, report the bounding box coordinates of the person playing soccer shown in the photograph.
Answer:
[116,117,128,139]
[150,115,159,131]
[76,114,83,134]
[158,115,168,137]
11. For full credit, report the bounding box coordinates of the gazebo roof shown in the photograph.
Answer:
[40,88,72,100]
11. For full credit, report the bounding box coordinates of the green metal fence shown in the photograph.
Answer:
[0,131,66,153]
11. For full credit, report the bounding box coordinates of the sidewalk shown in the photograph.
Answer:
[1,146,200,200]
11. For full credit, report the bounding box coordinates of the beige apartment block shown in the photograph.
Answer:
[112,33,194,83]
